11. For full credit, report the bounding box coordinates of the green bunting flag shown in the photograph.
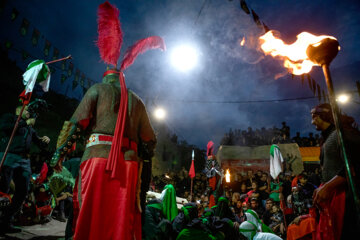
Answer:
[11,8,18,21]
[72,69,80,89]
[67,62,73,76]
[80,73,85,87]
[87,78,92,89]
[20,18,29,36]
[61,58,66,70]
[4,40,12,49]
[61,74,67,83]
[53,48,59,60]
[44,40,51,57]
[31,29,40,46]
[22,59,51,94]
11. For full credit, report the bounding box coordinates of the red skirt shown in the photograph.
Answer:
[73,158,141,240]
[315,187,346,240]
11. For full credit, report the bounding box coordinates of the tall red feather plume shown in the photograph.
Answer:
[120,36,166,70]
[207,141,214,157]
[96,1,123,67]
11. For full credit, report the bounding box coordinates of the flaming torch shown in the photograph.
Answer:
[260,30,360,218]
[225,169,231,183]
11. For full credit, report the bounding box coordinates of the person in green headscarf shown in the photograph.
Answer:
[245,209,273,234]
[142,184,178,239]
[160,184,178,222]
[173,203,199,237]
[174,203,225,240]
[239,221,282,240]
[142,199,173,240]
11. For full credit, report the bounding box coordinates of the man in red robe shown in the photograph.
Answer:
[51,71,156,240]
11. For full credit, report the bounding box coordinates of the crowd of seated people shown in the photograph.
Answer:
[150,166,322,239]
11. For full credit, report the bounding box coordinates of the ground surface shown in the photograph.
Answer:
[0,219,66,240]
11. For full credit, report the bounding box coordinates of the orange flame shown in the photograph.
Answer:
[240,37,245,46]
[225,169,230,183]
[259,31,338,75]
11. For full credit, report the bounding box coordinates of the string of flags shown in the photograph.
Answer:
[1,2,95,96]
[236,0,328,103]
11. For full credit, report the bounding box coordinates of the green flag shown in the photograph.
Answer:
[31,29,40,46]
[72,69,79,89]
[61,74,67,83]
[20,18,29,36]
[4,40,12,49]
[53,48,59,60]
[22,59,51,94]
[67,62,73,76]
[44,40,51,57]
[11,8,18,21]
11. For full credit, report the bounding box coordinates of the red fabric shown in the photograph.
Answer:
[0,191,11,203]
[35,162,48,184]
[208,176,217,208]
[207,141,214,156]
[19,90,32,105]
[209,176,216,190]
[72,177,80,235]
[36,205,52,216]
[96,1,123,67]
[106,72,128,181]
[209,194,216,208]
[120,36,166,70]
[287,217,317,240]
[74,157,141,240]
[315,187,346,240]
[292,176,299,187]
[189,160,195,179]
[280,199,294,215]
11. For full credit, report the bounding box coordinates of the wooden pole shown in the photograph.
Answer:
[45,55,71,65]
[190,178,193,202]
[0,103,26,172]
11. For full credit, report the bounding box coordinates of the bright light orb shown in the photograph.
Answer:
[337,94,349,104]
[171,45,198,71]
[154,108,166,120]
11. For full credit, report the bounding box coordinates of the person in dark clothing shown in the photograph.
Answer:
[311,103,360,239]
[0,105,50,233]
[262,198,274,226]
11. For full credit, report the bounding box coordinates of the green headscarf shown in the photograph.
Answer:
[160,184,178,221]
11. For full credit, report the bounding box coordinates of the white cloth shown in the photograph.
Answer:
[239,221,283,240]
[254,232,283,240]
[22,60,50,94]
[270,145,284,179]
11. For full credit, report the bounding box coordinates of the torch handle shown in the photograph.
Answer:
[322,64,360,214]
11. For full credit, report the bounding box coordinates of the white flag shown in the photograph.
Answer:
[23,59,51,94]
[270,144,283,179]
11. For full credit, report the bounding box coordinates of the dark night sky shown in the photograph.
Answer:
[1,0,360,149]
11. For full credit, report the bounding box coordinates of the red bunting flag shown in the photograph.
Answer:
[189,150,195,179]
